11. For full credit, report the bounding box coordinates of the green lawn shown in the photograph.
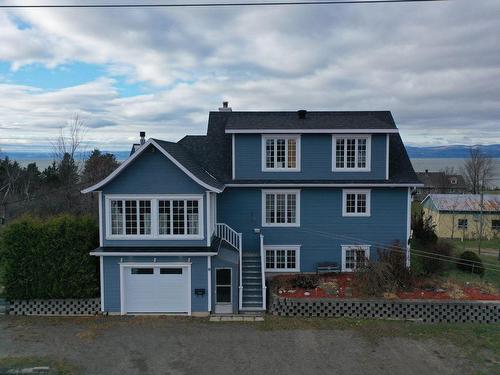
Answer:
[448,238,500,253]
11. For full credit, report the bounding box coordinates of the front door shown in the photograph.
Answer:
[215,268,232,314]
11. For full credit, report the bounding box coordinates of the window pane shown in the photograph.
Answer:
[336,139,345,168]
[346,194,356,213]
[266,194,275,224]
[356,194,366,213]
[276,139,286,168]
[287,194,296,223]
[186,200,199,235]
[346,139,356,168]
[276,194,286,223]
[111,200,123,235]
[125,200,137,235]
[139,200,151,235]
[266,139,275,168]
[173,200,185,235]
[216,269,231,285]
[131,268,153,275]
[160,268,182,275]
[287,139,296,168]
[266,250,275,269]
[276,250,286,269]
[493,220,500,230]
[216,286,231,303]
[355,249,367,269]
[357,139,367,168]
[158,200,171,235]
[345,249,355,269]
[287,250,296,269]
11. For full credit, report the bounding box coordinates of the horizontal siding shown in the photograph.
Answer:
[234,133,387,180]
[217,187,408,272]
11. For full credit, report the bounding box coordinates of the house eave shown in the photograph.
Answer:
[225,129,400,134]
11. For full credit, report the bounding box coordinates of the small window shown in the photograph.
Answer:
[160,268,183,275]
[342,245,370,272]
[491,220,500,231]
[450,177,457,185]
[131,268,154,275]
[458,219,468,229]
[265,247,300,272]
[343,190,371,217]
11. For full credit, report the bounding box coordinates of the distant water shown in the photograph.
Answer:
[410,158,500,188]
[11,157,500,188]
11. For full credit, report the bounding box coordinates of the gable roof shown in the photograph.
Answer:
[223,111,399,133]
[422,194,500,212]
[416,172,467,189]
[81,138,224,193]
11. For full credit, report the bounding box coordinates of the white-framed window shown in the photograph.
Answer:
[262,135,301,171]
[457,218,468,230]
[105,195,204,240]
[332,135,371,171]
[342,189,371,217]
[264,245,300,272]
[341,245,370,272]
[262,190,300,227]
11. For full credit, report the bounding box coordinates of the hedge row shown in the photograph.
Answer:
[0,215,99,300]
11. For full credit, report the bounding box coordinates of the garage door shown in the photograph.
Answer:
[123,265,190,314]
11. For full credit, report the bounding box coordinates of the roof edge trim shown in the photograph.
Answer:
[225,129,399,134]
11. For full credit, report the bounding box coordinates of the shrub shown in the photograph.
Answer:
[291,274,319,289]
[412,210,437,245]
[421,240,453,275]
[0,215,99,300]
[457,251,485,276]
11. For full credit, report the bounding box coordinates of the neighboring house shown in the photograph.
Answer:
[83,104,420,316]
[421,194,500,240]
[415,171,467,201]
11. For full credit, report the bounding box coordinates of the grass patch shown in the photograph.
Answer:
[449,238,500,252]
[0,356,80,375]
[259,316,500,372]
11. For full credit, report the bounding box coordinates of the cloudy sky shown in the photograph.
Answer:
[0,0,499,153]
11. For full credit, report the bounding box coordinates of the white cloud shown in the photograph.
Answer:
[0,0,499,149]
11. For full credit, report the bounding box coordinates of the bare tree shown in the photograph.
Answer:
[461,146,494,194]
[52,113,87,164]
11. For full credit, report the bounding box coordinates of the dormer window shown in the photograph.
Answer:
[332,135,371,171]
[262,135,300,171]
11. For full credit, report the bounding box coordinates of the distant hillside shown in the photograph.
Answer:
[406,144,500,158]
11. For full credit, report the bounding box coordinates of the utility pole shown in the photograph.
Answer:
[477,191,484,255]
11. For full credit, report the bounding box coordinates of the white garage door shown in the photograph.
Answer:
[123,265,190,314]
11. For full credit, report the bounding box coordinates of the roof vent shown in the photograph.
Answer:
[219,101,232,112]
[140,131,146,145]
[297,109,307,119]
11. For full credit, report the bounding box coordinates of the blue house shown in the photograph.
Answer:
[83,103,420,315]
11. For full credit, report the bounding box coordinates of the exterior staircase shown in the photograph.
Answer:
[241,253,264,310]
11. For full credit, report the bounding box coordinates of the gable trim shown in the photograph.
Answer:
[225,129,399,134]
[81,139,223,194]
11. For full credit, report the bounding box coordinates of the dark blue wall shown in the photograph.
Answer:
[217,187,409,271]
[234,133,387,180]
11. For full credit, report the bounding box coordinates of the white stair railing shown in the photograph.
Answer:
[260,234,267,311]
[216,223,243,310]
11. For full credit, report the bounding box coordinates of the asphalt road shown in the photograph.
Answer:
[0,316,478,375]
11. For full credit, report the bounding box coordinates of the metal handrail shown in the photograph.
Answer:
[260,234,267,310]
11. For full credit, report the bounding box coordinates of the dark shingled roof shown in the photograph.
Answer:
[92,237,222,254]
[152,138,225,191]
[224,111,397,131]
[416,171,467,189]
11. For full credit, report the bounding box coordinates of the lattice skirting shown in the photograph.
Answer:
[270,295,499,323]
[9,298,101,316]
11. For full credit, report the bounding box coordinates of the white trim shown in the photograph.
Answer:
[215,267,232,305]
[206,191,211,246]
[99,256,104,312]
[98,191,103,247]
[225,129,399,134]
[406,187,412,268]
[232,134,235,180]
[385,133,390,180]
[104,194,204,241]
[341,245,371,272]
[119,262,192,316]
[263,245,301,272]
[207,256,212,312]
[81,138,222,194]
[261,189,301,227]
[91,252,216,256]
[261,134,301,172]
[342,189,371,217]
[226,183,423,188]
[332,134,371,172]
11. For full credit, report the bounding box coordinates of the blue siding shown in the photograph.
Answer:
[101,145,209,247]
[217,187,409,271]
[102,256,209,313]
[234,133,388,180]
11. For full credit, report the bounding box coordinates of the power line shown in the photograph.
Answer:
[0,0,449,9]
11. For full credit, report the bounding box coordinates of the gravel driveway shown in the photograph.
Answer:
[0,315,481,375]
